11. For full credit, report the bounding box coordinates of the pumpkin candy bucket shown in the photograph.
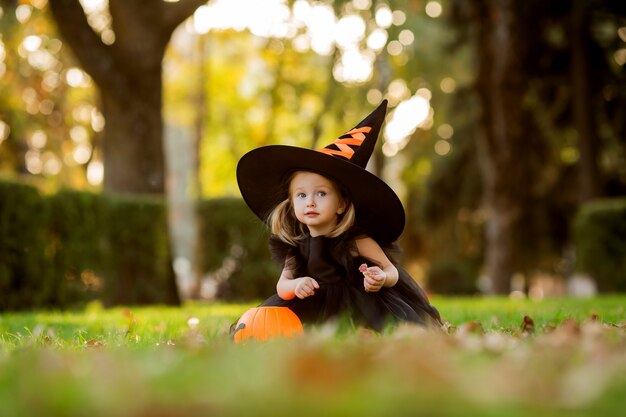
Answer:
[231,306,303,343]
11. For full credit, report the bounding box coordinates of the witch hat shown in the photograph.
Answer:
[236,100,404,244]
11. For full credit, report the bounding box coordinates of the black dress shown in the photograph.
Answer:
[260,230,442,331]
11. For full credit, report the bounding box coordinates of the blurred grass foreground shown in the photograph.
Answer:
[1,296,625,417]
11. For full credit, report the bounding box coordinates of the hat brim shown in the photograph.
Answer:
[236,145,405,244]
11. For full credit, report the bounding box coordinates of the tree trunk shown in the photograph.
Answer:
[472,0,533,294]
[189,33,208,299]
[570,0,600,202]
[48,0,205,194]
[48,0,205,304]
[100,70,165,193]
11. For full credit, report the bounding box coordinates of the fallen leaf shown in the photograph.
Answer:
[520,315,535,335]
[456,321,484,336]
[85,339,103,348]
[559,318,580,336]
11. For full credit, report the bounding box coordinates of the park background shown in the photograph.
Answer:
[1,0,625,308]
[1,1,626,416]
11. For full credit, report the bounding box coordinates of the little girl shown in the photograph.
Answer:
[236,100,442,331]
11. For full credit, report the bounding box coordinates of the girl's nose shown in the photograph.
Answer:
[307,197,316,207]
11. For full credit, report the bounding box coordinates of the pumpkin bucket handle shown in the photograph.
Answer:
[229,322,245,339]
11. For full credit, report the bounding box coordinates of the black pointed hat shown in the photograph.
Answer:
[236,100,405,244]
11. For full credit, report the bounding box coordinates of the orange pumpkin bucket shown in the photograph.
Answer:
[231,306,303,343]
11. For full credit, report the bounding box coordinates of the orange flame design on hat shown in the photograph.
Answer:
[317,126,372,160]
[316,100,387,169]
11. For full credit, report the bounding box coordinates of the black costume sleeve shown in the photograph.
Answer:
[268,235,298,273]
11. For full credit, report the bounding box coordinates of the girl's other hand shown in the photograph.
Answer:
[294,277,319,299]
[360,263,386,292]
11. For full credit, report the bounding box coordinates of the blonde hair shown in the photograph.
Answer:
[267,172,355,246]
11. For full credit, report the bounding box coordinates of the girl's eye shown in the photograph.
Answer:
[317,191,327,197]
[297,193,306,199]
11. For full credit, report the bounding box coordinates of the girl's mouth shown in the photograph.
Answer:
[305,212,319,217]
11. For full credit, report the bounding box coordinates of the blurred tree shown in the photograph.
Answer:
[440,0,626,294]
[44,0,206,304]
[0,0,98,188]
[462,1,549,294]
[571,0,601,201]
[47,0,205,194]
[164,1,438,197]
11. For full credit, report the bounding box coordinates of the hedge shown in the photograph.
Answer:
[47,189,105,307]
[197,198,276,301]
[0,179,179,311]
[0,180,50,310]
[0,179,281,310]
[99,194,179,306]
[574,198,626,292]
[426,257,480,295]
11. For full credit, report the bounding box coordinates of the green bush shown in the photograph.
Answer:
[426,257,479,295]
[47,189,104,307]
[0,180,50,310]
[100,194,179,306]
[0,179,179,310]
[0,178,280,308]
[197,198,276,301]
[574,198,626,292]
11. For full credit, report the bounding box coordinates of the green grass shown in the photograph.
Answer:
[0,301,248,351]
[436,294,625,329]
[0,296,625,417]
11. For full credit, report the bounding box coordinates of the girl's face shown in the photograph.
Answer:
[290,171,346,237]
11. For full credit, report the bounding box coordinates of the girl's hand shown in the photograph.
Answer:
[360,263,386,292]
[294,277,319,299]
